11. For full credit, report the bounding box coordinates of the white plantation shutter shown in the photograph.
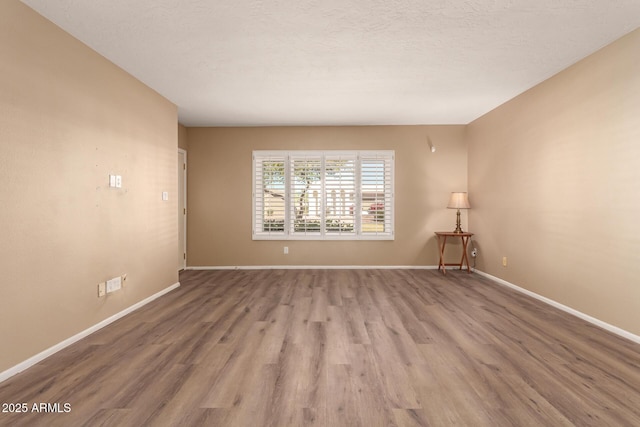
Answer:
[253,150,393,240]
[290,155,322,236]
[325,155,356,236]
[253,154,286,237]
[360,152,394,236]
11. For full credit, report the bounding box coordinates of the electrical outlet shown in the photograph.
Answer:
[502,256,508,267]
[98,282,106,297]
[284,246,289,255]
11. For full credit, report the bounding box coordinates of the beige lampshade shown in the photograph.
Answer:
[447,192,470,209]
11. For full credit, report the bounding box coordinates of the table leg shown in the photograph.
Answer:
[438,235,447,275]
[460,235,471,272]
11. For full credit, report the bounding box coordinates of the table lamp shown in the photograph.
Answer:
[447,192,470,233]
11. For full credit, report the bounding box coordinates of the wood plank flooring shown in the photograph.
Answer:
[1,269,639,426]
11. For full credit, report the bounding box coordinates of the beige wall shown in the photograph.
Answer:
[187,126,468,266]
[0,1,178,373]
[467,29,640,335]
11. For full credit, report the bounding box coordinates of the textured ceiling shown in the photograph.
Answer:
[21,0,640,126]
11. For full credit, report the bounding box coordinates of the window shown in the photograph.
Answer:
[253,150,394,240]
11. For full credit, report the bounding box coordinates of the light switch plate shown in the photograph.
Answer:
[162,191,169,201]
[106,276,122,293]
[109,175,117,187]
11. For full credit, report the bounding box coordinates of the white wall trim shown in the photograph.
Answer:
[0,282,181,384]
[186,265,445,270]
[475,270,640,345]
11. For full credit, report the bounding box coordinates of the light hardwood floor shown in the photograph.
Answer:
[1,269,639,426]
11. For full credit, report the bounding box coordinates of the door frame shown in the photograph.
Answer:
[178,148,187,270]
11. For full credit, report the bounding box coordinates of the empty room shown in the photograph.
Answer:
[1,0,639,426]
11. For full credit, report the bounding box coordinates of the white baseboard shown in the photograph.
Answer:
[186,265,444,270]
[0,282,181,384]
[475,270,640,345]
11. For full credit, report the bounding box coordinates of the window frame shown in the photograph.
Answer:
[252,150,394,241]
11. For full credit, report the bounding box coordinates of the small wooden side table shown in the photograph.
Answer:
[435,231,473,275]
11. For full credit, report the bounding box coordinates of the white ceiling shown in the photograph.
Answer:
[21,0,640,127]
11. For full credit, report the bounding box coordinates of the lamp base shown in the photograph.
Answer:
[453,209,464,233]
